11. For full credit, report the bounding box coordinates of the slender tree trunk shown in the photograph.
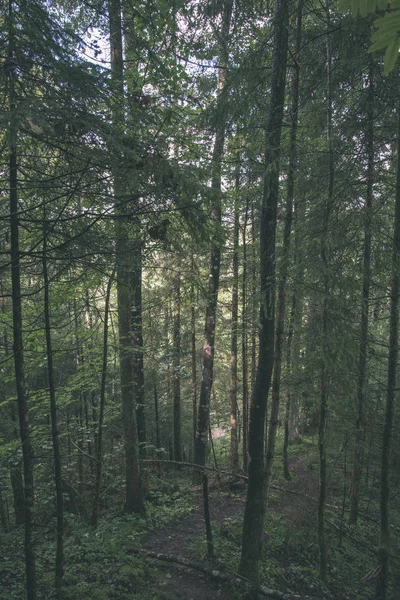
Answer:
[194,0,233,473]
[42,215,64,594]
[266,0,303,493]
[375,98,400,600]
[108,0,144,515]
[154,383,161,451]
[173,269,182,462]
[250,201,257,391]
[242,203,249,474]
[349,60,374,525]
[92,272,114,529]
[191,272,197,459]
[239,0,289,580]
[230,159,240,471]
[281,0,303,481]
[318,9,334,581]
[283,296,295,480]
[132,243,146,458]
[8,2,37,595]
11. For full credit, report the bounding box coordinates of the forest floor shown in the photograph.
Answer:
[2,439,399,599]
[132,451,360,600]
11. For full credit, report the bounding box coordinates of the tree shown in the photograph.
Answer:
[239,0,290,580]
[108,0,145,515]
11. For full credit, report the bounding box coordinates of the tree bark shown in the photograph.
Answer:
[173,269,182,462]
[230,159,240,471]
[375,98,400,600]
[92,271,114,529]
[108,0,145,515]
[239,0,289,581]
[194,0,233,474]
[191,270,198,459]
[242,202,249,474]
[349,59,374,525]
[8,1,37,595]
[317,7,334,581]
[280,0,303,482]
[42,214,64,594]
[266,0,303,492]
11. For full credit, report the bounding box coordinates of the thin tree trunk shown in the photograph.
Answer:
[42,214,64,594]
[191,271,197,459]
[132,243,146,458]
[230,159,240,471]
[194,0,233,474]
[318,8,334,581]
[8,1,37,595]
[242,203,249,474]
[266,0,303,493]
[349,59,374,525]
[92,271,114,529]
[250,201,257,391]
[202,474,214,560]
[283,296,296,480]
[239,0,289,581]
[108,0,144,515]
[173,269,182,462]
[375,98,400,600]
[154,383,161,451]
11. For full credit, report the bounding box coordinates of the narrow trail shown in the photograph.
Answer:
[140,457,319,599]
[144,490,244,599]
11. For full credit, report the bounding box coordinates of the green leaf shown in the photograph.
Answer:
[384,37,400,73]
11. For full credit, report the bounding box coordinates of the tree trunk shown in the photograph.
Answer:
[242,202,249,474]
[194,0,233,473]
[239,0,289,581]
[132,242,146,458]
[108,0,145,515]
[173,269,182,462]
[8,1,37,595]
[318,8,334,582]
[230,159,240,471]
[349,59,374,525]
[191,271,197,459]
[266,0,303,492]
[42,215,64,594]
[375,98,400,600]
[280,0,303,486]
[92,272,114,529]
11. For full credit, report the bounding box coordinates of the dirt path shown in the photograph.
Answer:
[143,490,244,599]
[140,459,319,599]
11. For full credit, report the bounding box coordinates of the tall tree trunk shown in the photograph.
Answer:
[194,0,233,473]
[250,201,257,391]
[239,0,289,581]
[375,98,400,600]
[318,8,334,581]
[154,383,161,451]
[108,0,144,515]
[242,202,249,474]
[266,0,303,492]
[173,269,182,462]
[42,215,64,594]
[349,59,374,525]
[132,243,146,457]
[92,272,114,529]
[230,159,240,471]
[283,296,295,480]
[191,271,197,459]
[7,1,37,596]
[279,0,303,482]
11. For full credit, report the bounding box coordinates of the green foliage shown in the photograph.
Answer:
[340,0,400,73]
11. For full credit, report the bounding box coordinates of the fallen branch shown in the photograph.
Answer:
[129,547,321,600]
